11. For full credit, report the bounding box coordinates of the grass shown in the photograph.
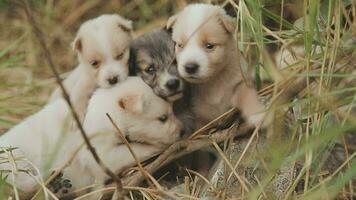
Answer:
[0,0,355,199]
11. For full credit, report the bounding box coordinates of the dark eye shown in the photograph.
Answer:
[205,43,215,50]
[115,52,124,60]
[144,64,156,75]
[176,42,184,49]
[90,60,100,68]
[158,114,168,123]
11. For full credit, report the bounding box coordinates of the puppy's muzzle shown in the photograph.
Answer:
[184,63,199,74]
[107,76,119,85]
[165,79,180,91]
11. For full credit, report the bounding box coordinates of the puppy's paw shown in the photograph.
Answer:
[48,172,73,198]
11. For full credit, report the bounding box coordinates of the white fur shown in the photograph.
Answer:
[49,14,132,120]
[175,4,218,38]
[74,14,131,88]
[177,39,210,81]
[0,77,181,195]
[173,4,218,79]
[84,77,182,147]
[172,4,227,83]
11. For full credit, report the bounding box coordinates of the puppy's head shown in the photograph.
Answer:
[130,29,185,102]
[84,77,182,147]
[167,4,235,83]
[73,14,133,88]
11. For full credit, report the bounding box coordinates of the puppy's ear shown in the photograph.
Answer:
[118,18,133,33]
[166,14,178,30]
[71,37,82,52]
[118,94,144,114]
[219,10,236,33]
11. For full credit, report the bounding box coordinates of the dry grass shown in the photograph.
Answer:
[0,0,355,199]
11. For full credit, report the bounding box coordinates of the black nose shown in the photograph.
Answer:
[108,76,118,85]
[184,63,199,74]
[165,79,180,91]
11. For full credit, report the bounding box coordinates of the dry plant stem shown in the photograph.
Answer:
[122,126,248,187]
[211,140,250,192]
[106,114,161,189]
[19,0,124,199]
[227,120,262,181]
[189,107,239,139]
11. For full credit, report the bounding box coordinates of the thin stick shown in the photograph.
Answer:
[18,1,124,199]
[210,140,250,192]
[121,125,250,187]
[106,114,162,190]
[189,107,239,139]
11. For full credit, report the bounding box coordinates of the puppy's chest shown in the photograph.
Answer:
[192,86,233,124]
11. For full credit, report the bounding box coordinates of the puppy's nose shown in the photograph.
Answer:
[107,76,118,85]
[184,63,199,74]
[165,79,180,91]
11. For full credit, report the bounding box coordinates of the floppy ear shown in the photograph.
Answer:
[71,36,82,52]
[166,14,178,30]
[219,10,236,33]
[118,18,133,32]
[118,94,144,114]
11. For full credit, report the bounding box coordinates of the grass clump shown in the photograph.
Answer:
[0,0,355,199]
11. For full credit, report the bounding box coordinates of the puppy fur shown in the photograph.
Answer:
[167,4,265,128]
[0,77,182,196]
[49,14,132,120]
[130,28,195,134]
[130,28,184,101]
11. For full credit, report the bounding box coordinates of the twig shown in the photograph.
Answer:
[120,125,250,187]
[106,114,161,189]
[188,107,240,139]
[18,1,124,199]
[211,140,250,192]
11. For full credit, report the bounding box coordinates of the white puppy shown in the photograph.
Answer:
[0,77,182,197]
[167,4,265,128]
[49,14,132,120]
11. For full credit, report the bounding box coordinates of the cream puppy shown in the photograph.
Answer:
[167,4,265,128]
[0,77,182,196]
[49,14,132,120]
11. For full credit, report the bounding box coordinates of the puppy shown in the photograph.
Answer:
[0,77,182,196]
[130,28,195,135]
[65,77,183,191]
[167,4,265,128]
[49,14,132,120]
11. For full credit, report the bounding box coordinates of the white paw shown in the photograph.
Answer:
[247,112,265,127]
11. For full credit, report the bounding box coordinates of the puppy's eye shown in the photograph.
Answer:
[205,43,215,50]
[144,64,156,75]
[158,114,168,123]
[115,52,124,60]
[176,43,184,49]
[90,60,100,68]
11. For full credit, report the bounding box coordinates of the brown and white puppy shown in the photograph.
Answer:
[130,28,195,135]
[167,4,265,128]
[49,14,132,120]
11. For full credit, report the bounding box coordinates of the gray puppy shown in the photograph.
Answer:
[130,28,194,135]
